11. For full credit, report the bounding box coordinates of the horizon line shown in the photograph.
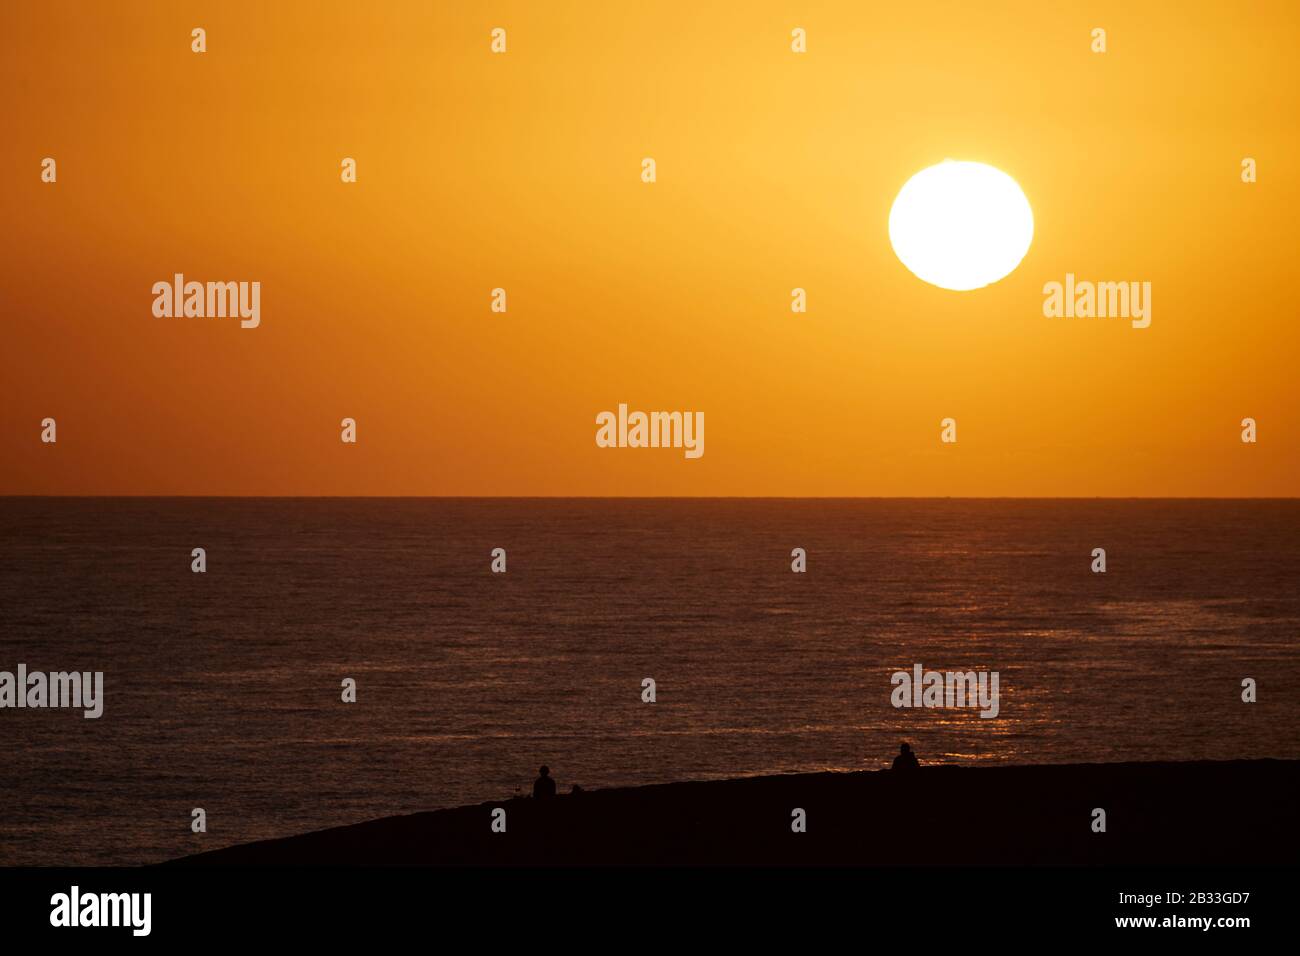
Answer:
[2,494,1298,501]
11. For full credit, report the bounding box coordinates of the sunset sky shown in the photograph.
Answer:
[3,0,1297,496]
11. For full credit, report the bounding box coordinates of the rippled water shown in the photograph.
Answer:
[2,498,1297,864]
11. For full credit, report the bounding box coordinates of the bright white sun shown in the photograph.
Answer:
[888,160,1034,292]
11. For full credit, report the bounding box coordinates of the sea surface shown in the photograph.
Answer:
[2,498,1297,865]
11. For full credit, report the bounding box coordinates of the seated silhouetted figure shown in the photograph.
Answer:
[533,765,557,800]
[892,743,920,771]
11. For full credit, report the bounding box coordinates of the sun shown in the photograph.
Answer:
[888,160,1034,292]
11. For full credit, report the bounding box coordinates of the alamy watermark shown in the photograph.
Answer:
[1043,273,1151,329]
[152,274,260,329]
[891,663,999,719]
[595,403,704,459]
[50,886,150,936]
[0,664,103,718]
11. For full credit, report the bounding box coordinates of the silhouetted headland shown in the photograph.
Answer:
[169,759,1298,866]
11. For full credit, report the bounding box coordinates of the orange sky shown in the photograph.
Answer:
[2,1,1297,496]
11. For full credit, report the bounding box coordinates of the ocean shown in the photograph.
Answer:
[2,498,1297,865]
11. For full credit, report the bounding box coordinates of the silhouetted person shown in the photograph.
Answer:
[533,765,556,800]
[892,742,920,771]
